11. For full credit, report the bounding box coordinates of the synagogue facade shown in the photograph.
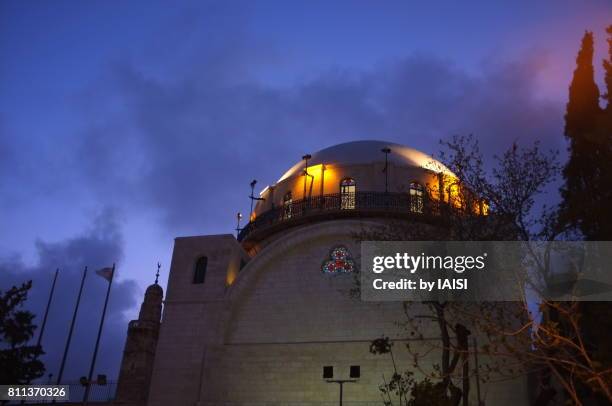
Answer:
[114,140,529,406]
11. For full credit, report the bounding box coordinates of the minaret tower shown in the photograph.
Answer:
[115,264,163,406]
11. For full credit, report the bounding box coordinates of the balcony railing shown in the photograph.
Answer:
[238,191,440,242]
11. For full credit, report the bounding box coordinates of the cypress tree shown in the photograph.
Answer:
[564,31,600,138]
[560,31,608,240]
[604,25,612,113]
[556,30,612,405]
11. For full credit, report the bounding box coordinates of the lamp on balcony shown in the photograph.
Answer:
[302,154,312,203]
[248,180,265,221]
[235,212,243,238]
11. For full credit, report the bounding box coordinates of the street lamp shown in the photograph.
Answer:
[248,179,265,221]
[323,365,360,406]
[235,212,243,238]
[381,147,391,193]
[302,154,312,200]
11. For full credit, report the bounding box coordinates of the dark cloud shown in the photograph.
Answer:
[0,208,139,383]
[74,47,564,234]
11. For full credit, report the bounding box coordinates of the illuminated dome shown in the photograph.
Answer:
[236,140,470,248]
[278,140,453,182]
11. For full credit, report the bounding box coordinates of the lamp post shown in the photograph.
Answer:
[235,212,243,238]
[302,154,312,199]
[249,180,265,221]
[323,365,360,406]
[302,154,313,214]
[326,379,357,406]
[381,147,391,193]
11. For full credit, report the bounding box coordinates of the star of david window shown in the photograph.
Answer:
[322,246,355,274]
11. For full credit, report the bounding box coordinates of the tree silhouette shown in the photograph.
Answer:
[603,25,612,113]
[0,281,45,384]
[561,29,612,240]
[559,26,612,405]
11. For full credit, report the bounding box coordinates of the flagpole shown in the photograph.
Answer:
[83,263,115,404]
[37,268,59,350]
[56,266,87,385]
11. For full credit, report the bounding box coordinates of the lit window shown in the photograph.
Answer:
[447,183,461,208]
[340,178,356,210]
[283,191,293,219]
[322,246,355,274]
[193,256,208,284]
[409,182,424,213]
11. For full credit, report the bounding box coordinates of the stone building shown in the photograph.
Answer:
[115,273,163,406]
[115,140,530,406]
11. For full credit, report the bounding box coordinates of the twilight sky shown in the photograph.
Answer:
[1,0,610,382]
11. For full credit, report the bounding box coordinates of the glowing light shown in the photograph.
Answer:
[481,201,490,216]
[259,185,270,197]
[306,163,323,179]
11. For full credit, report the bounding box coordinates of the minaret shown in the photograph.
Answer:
[114,264,163,406]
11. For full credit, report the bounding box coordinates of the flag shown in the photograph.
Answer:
[95,267,114,282]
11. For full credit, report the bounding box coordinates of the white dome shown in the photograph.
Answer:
[278,140,453,182]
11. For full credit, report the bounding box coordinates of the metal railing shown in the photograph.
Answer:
[238,191,439,241]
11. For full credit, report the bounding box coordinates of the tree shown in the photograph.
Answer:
[564,32,600,140]
[603,25,612,113]
[0,281,45,384]
[560,30,612,240]
[559,26,612,405]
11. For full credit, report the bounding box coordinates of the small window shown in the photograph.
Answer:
[193,256,208,284]
[283,191,293,219]
[323,366,333,379]
[340,178,356,210]
[409,182,424,213]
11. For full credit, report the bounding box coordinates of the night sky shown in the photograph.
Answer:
[1,0,611,382]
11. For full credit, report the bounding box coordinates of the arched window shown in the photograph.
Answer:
[340,178,356,210]
[409,182,424,213]
[283,191,293,219]
[193,256,208,284]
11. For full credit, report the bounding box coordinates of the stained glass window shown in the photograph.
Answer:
[322,246,355,274]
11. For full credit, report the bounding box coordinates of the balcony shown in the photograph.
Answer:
[238,191,443,243]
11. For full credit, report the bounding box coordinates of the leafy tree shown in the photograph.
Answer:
[0,281,45,384]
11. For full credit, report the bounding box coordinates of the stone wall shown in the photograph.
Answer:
[146,222,530,406]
